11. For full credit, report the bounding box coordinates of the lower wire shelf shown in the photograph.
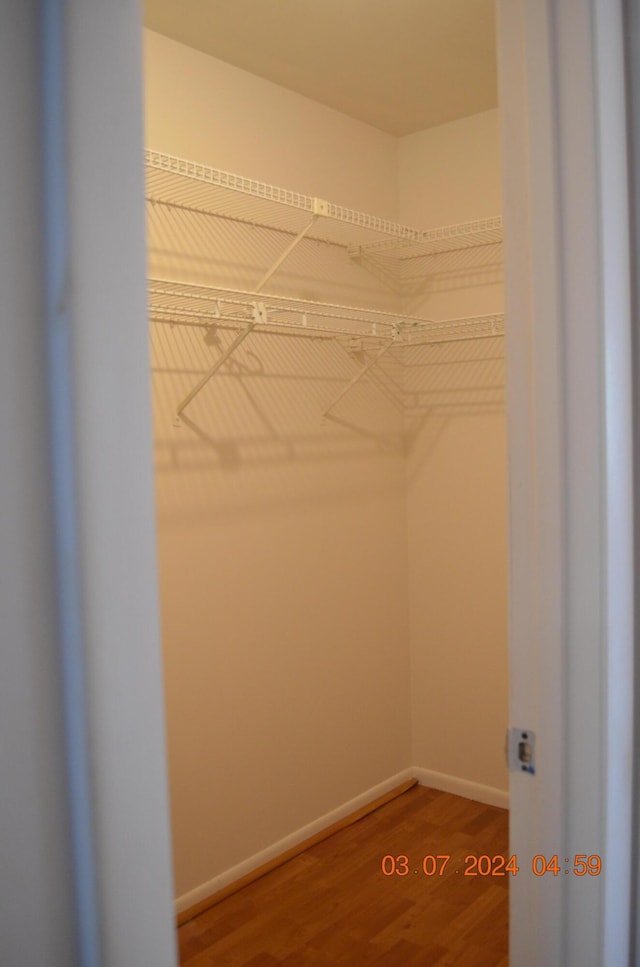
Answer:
[149,278,504,344]
[148,277,504,423]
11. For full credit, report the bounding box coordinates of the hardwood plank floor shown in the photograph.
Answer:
[177,785,509,965]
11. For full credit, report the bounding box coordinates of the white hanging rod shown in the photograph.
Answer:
[152,294,504,425]
[167,182,326,417]
[151,307,378,341]
[148,280,504,345]
[408,330,505,346]
[148,279,432,334]
[404,313,505,345]
[167,177,394,418]
[320,314,502,419]
[150,303,504,347]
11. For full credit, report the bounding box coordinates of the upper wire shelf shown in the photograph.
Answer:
[145,149,503,257]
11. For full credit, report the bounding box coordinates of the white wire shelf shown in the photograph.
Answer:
[354,216,503,261]
[148,278,504,346]
[145,150,504,424]
[145,149,503,257]
[145,149,415,249]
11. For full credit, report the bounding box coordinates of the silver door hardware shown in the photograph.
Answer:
[506,727,536,774]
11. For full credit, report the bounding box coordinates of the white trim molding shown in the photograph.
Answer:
[413,768,509,810]
[175,769,415,913]
[175,767,508,914]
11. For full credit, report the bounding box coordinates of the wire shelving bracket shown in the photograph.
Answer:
[174,301,267,425]
[145,150,505,427]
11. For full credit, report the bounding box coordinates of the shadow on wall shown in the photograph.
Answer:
[151,319,504,523]
[146,201,401,310]
[356,241,503,307]
[147,202,503,310]
[404,335,505,481]
[147,198,504,524]
[152,321,405,524]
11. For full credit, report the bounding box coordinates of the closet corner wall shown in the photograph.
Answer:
[398,112,508,796]
[144,28,508,906]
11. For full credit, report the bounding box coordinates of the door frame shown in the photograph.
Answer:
[32,1,636,964]
[498,1,634,964]
[38,2,177,964]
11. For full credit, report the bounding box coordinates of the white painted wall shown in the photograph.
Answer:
[399,110,509,795]
[144,30,413,902]
[144,30,398,218]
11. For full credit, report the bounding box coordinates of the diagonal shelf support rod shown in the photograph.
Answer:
[175,302,266,421]
[255,212,319,292]
[174,211,319,421]
[322,327,399,420]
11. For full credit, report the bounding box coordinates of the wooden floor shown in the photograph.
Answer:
[177,785,509,966]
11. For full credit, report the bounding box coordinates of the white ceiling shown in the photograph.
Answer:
[142,0,498,137]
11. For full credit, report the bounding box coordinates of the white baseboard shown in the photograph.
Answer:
[413,766,509,809]
[175,764,509,913]
[175,767,414,914]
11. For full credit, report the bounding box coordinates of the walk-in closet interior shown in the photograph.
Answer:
[142,0,508,920]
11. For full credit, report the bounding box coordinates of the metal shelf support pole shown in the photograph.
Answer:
[322,328,399,420]
[172,211,319,422]
[175,302,266,422]
[255,213,318,292]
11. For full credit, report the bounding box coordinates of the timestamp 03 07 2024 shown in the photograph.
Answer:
[381,854,602,878]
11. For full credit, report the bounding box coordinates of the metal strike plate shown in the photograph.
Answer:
[506,727,536,775]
